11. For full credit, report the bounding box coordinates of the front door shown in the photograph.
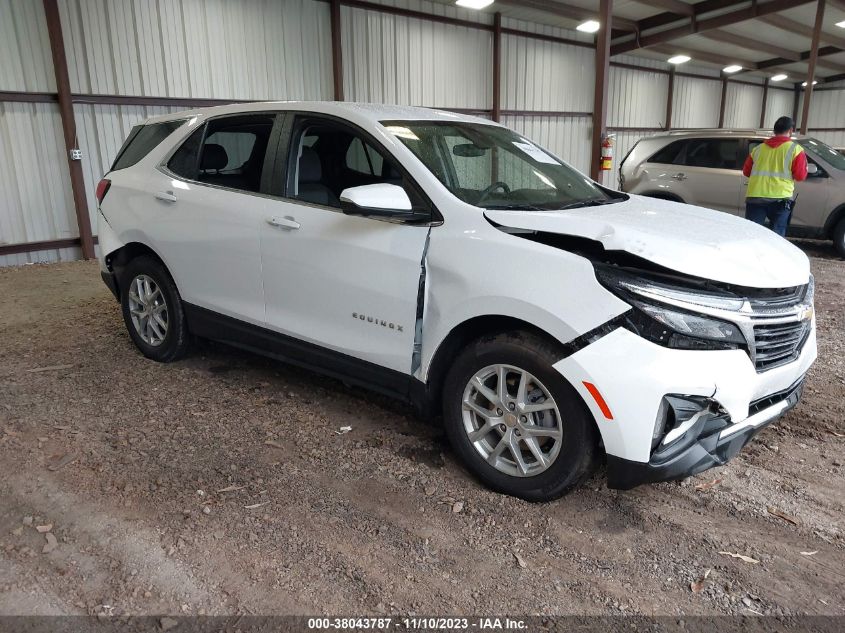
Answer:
[260,116,431,374]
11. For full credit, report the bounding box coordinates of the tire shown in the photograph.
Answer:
[441,331,599,502]
[119,255,190,362]
[833,217,845,258]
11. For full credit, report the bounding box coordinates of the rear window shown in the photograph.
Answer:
[648,140,686,165]
[111,120,185,171]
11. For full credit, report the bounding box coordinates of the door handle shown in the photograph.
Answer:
[155,191,177,203]
[266,216,300,230]
[671,173,687,181]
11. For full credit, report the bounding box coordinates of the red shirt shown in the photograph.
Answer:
[742,136,808,181]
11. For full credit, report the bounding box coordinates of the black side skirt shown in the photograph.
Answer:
[184,303,421,406]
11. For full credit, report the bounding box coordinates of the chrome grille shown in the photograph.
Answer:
[753,321,811,371]
[748,286,804,310]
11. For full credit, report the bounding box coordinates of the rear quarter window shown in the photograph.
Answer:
[648,140,687,165]
[111,120,185,171]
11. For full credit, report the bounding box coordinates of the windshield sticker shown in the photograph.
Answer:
[512,141,560,165]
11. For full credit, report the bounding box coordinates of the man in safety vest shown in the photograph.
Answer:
[742,116,808,236]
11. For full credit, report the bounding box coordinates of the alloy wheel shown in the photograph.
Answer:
[127,274,169,346]
[461,364,563,477]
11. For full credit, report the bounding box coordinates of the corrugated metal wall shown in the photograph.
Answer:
[723,82,763,129]
[806,88,845,148]
[672,75,721,128]
[764,87,794,129]
[60,0,332,100]
[0,101,78,265]
[341,0,492,108]
[0,0,75,265]
[501,34,593,113]
[0,0,55,92]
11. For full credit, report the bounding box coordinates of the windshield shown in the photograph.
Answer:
[381,120,616,210]
[799,138,845,171]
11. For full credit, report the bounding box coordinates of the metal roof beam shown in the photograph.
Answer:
[699,30,802,61]
[612,0,815,56]
[634,0,694,16]
[759,14,845,50]
[496,0,638,31]
[650,43,795,75]
[756,46,845,72]
[637,0,744,33]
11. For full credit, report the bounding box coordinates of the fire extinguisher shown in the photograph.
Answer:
[600,134,614,171]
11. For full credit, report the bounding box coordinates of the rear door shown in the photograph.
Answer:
[149,112,282,325]
[674,137,744,215]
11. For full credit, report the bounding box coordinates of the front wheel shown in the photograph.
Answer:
[441,331,599,501]
[119,256,190,362]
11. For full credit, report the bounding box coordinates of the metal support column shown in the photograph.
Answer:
[43,0,95,260]
[590,0,612,182]
[800,0,826,134]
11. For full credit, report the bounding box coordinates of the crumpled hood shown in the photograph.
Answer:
[485,195,811,288]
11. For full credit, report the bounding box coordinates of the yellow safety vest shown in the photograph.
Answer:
[746,140,804,199]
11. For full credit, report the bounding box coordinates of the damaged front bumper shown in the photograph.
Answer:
[606,377,805,489]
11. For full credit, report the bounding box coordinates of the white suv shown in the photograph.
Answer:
[97,102,816,501]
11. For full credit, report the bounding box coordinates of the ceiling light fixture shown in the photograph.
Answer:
[455,0,494,9]
[771,74,788,82]
[836,20,845,28]
[667,55,691,64]
[722,65,742,73]
[802,80,818,87]
[576,20,601,33]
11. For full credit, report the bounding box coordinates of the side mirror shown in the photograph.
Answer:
[339,184,428,223]
[807,163,819,176]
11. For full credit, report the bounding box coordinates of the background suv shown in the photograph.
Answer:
[97,103,815,501]
[620,129,845,256]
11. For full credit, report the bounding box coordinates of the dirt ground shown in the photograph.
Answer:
[0,241,843,619]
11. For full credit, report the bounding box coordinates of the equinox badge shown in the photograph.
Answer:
[352,312,404,332]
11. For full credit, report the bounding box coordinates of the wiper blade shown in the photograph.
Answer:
[482,203,549,211]
[556,198,618,210]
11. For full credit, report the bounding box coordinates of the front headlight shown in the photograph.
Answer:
[596,266,748,351]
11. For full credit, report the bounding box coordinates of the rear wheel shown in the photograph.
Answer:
[442,331,599,501]
[833,217,845,258]
[119,256,189,362]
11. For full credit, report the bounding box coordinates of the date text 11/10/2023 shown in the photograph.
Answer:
[306,617,528,630]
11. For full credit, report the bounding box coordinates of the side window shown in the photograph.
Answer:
[112,120,184,170]
[648,140,687,165]
[167,126,204,179]
[187,114,275,193]
[288,119,411,210]
[683,139,741,170]
[345,137,384,176]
